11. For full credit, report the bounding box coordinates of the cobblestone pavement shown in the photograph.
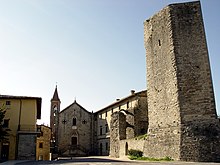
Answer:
[2,156,220,165]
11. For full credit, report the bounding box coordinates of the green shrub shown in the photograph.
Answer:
[128,155,173,161]
[128,149,143,157]
[135,134,148,140]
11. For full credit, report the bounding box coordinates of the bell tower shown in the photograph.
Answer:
[50,85,61,152]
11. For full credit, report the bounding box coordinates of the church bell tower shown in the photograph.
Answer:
[50,85,61,152]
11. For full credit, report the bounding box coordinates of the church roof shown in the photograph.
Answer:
[59,100,91,114]
[51,85,60,102]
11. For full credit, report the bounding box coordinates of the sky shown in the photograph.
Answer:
[0,0,219,125]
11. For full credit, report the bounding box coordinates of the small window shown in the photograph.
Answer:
[105,111,107,117]
[3,119,9,128]
[72,118,76,126]
[158,39,161,46]
[39,142,43,148]
[111,108,113,114]
[100,126,102,135]
[119,105,121,110]
[6,101,11,105]
[99,114,102,119]
[37,126,41,132]
[127,101,129,109]
[105,124,108,133]
[106,142,108,151]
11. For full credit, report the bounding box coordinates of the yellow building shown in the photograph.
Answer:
[0,95,41,161]
[36,125,51,161]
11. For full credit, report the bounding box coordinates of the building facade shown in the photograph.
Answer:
[0,95,41,161]
[57,101,93,156]
[96,90,148,156]
[50,88,148,157]
[36,125,51,161]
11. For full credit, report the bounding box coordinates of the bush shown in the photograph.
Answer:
[128,149,143,157]
[129,155,173,161]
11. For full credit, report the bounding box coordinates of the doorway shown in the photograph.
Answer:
[100,143,103,155]
[125,142,128,155]
[71,137,77,145]
[1,143,9,161]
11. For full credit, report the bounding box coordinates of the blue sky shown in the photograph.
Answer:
[0,0,219,125]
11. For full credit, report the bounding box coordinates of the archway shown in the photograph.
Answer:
[125,142,128,155]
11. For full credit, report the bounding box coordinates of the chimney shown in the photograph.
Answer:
[131,90,135,95]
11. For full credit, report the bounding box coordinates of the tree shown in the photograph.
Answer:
[0,107,9,142]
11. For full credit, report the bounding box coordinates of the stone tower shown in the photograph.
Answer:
[50,85,61,152]
[144,1,220,161]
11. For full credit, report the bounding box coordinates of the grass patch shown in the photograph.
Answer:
[135,133,148,140]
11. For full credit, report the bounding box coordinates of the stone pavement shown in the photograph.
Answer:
[1,156,220,165]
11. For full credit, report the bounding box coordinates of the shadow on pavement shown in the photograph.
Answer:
[15,157,132,165]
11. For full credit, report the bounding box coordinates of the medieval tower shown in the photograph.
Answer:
[50,85,61,152]
[144,1,220,161]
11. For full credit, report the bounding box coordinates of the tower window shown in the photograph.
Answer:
[105,111,107,117]
[127,101,129,109]
[72,118,76,126]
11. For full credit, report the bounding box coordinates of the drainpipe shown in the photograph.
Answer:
[18,99,22,131]
[16,99,22,159]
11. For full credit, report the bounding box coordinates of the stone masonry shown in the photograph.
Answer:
[144,1,220,161]
[110,112,126,158]
[49,1,220,162]
[17,134,37,160]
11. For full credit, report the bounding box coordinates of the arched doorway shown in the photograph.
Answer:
[71,137,77,145]
[125,142,128,155]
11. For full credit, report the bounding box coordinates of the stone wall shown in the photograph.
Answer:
[144,1,220,161]
[135,95,148,135]
[110,112,126,158]
[144,2,181,160]
[119,139,145,157]
[169,2,220,161]
[125,109,135,139]
[17,134,37,160]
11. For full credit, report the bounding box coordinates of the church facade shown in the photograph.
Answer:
[50,87,148,156]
